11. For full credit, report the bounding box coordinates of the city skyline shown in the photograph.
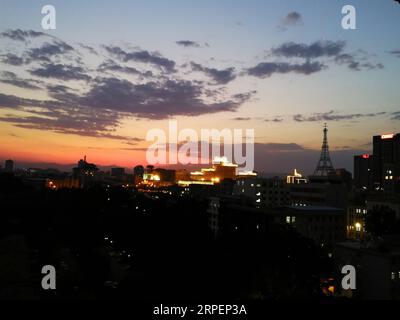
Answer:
[0,0,399,173]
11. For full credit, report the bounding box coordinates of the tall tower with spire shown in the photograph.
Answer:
[314,123,335,176]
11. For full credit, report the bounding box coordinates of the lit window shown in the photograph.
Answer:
[286,216,291,224]
[392,272,396,280]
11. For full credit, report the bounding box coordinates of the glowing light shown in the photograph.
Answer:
[381,134,394,139]
[362,154,370,159]
[177,180,214,186]
[212,156,229,164]
[190,171,204,176]
[237,171,257,176]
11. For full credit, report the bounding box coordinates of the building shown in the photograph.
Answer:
[4,159,14,173]
[207,197,345,248]
[72,156,98,187]
[335,237,400,300]
[354,154,373,190]
[233,177,290,208]
[289,175,348,209]
[372,133,400,193]
[73,156,98,177]
[272,206,345,248]
[286,169,307,184]
[46,177,81,190]
[190,157,238,183]
[346,206,368,240]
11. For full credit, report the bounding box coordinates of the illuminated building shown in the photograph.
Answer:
[4,159,14,173]
[142,168,176,187]
[73,156,98,177]
[46,177,81,190]
[190,157,238,183]
[236,171,258,179]
[72,156,99,188]
[372,133,400,193]
[286,169,307,184]
[354,154,373,190]
[346,206,367,240]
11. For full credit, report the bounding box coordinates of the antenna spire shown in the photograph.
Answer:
[313,124,335,176]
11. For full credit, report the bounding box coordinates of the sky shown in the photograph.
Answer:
[0,0,399,174]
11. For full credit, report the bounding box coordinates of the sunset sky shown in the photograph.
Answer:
[0,0,399,173]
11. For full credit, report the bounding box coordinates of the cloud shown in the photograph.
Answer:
[293,110,386,122]
[97,60,153,77]
[190,62,236,84]
[279,11,303,30]
[0,29,47,41]
[104,46,176,72]
[0,53,25,66]
[270,40,384,71]
[26,41,74,62]
[0,29,257,140]
[391,111,400,120]
[255,142,305,152]
[176,40,201,48]
[29,63,91,81]
[334,53,384,71]
[79,43,98,55]
[389,49,400,57]
[272,40,346,59]
[80,77,253,118]
[265,117,284,123]
[0,100,135,141]
[247,61,325,78]
[232,117,251,121]
[0,71,43,90]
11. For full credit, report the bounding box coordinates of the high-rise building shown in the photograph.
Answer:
[354,154,373,190]
[4,159,14,173]
[372,133,400,193]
